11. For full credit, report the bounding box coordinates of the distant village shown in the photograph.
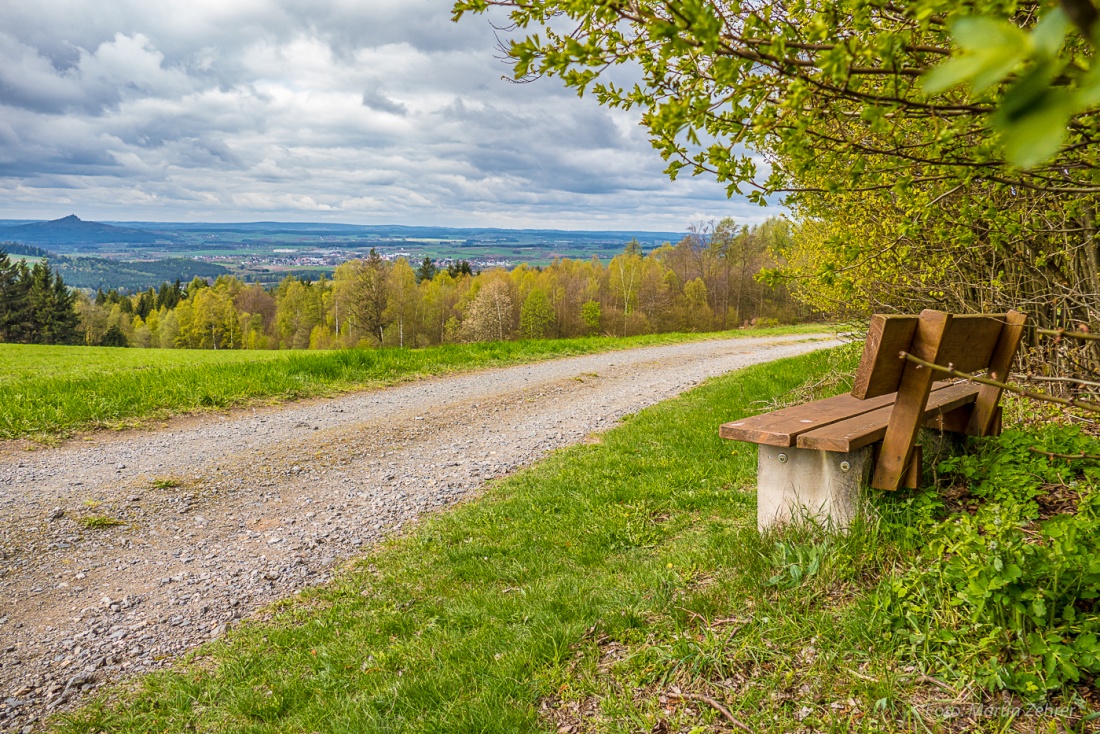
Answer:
[194,248,517,271]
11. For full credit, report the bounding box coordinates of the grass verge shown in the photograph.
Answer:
[0,324,827,440]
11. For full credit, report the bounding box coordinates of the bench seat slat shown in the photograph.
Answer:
[718,381,955,448]
[796,381,980,452]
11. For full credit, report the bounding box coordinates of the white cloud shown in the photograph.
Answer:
[0,0,776,229]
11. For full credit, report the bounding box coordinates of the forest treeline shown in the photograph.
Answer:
[61,217,805,349]
[0,254,80,344]
[0,241,230,292]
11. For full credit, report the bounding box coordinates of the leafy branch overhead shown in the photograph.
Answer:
[453,0,1100,363]
[453,0,1100,190]
[924,1,1100,168]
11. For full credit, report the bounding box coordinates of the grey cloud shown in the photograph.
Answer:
[361,85,407,116]
[0,0,769,229]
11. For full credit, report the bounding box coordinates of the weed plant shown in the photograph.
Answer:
[878,426,1100,700]
[78,515,125,529]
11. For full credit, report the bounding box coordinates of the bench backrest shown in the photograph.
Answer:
[857,309,1027,490]
[853,313,1022,399]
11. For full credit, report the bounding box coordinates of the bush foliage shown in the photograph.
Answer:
[879,426,1100,698]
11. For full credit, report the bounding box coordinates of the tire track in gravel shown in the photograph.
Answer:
[0,334,837,732]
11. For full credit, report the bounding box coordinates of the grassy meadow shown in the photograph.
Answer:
[0,343,290,384]
[53,347,1097,733]
[0,324,827,439]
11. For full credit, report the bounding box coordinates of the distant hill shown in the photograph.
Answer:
[53,256,230,292]
[0,215,169,248]
[0,242,53,258]
[0,241,229,291]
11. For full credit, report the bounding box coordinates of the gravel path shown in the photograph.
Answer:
[0,334,837,732]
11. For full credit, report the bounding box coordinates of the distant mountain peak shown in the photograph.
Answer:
[6,214,163,247]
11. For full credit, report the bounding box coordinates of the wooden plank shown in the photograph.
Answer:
[797,381,980,451]
[904,444,922,490]
[872,310,953,491]
[966,310,1027,436]
[936,314,1007,374]
[990,406,1003,436]
[852,315,919,399]
[719,391,899,447]
[720,381,956,448]
[927,403,973,434]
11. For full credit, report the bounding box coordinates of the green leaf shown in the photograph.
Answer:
[999,95,1073,168]
[1075,63,1100,107]
[951,17,1028,52]
[1031,8,1071,57]
[922,56,988,94]
[923,17,1029,95]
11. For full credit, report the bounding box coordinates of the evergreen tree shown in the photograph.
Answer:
[48,271,80,344]
[361,248,390,345]
[25,261,80,345]
[0,251,32,342]
[416,256,437,283]
[136,289,154,319]
[447,260,473,278]
[26,261,52,343]
[156,279,183,310]
[99,324,129,347]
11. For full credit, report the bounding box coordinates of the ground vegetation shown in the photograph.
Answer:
[52,349,1100,732]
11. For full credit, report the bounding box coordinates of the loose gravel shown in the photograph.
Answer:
[0,334,837,732]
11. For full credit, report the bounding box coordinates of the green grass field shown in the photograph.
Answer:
[0,343,288,384]
[53,347,1094,733]
[0,325,827,439]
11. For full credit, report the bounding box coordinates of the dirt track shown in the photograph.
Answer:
[0,334,837,732]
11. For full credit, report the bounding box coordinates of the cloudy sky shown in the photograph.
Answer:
[0,0,769,230]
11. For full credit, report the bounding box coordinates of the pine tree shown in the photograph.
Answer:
[358,248,390,345]
[100,325,129,347]
[26,261,53,343]
[0,251,32,342]
[447,260,473,277]
[416,256,437,283]
[48,271,80,344]
[25,261,80,345]
[136,289,154,319]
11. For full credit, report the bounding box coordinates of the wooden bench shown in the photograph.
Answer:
[720,309,1027,530]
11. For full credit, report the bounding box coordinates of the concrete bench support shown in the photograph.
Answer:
[756,444,873,531]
